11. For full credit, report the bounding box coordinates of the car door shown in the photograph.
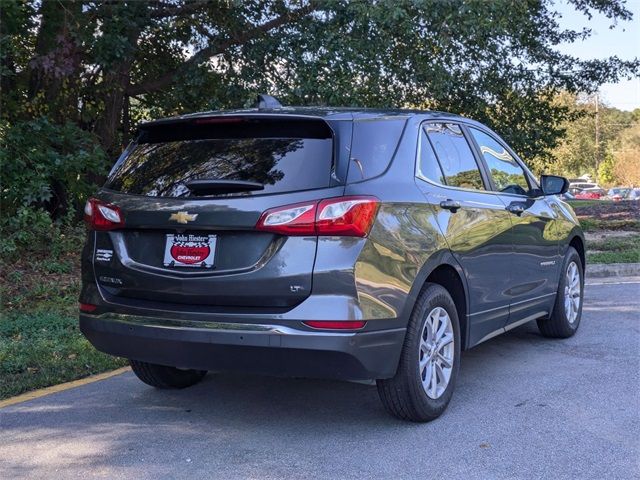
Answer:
[415,122,514,346]
[466,126,561,328]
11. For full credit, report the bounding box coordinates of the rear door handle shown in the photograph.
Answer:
[506,203,525,216]
[440,199,461,213]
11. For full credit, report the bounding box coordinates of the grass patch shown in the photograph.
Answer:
[567,200,602,209]
[0,218,126,400]
[586,235,640,264]
[579,218,640,232]
[0,309,126,399]
[588,251,640,264]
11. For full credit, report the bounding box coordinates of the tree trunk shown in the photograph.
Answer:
[26,0,83,218]
[94,67,131,155]
[27,0,82,122]
[93,1,146,155]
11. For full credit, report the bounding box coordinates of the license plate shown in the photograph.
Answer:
[163,233,216,268]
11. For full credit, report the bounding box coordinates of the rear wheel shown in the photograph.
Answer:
[377,283,461,422]
[537,246,584,338]
[129,360,207,389]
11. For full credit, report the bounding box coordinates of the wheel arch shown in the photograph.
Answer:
[569,235,586,270]
[400,250,470,350]
[425,264,469,350]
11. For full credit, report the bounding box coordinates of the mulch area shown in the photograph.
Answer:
[572,201,640,223]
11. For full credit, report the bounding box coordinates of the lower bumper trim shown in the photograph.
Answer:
[80,314,405,381]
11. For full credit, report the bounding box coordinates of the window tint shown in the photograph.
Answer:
[417,128,445,184]
[469,128,530,196]
[105,137,333,197]
[425,123,485,190]
[347,119,406,182]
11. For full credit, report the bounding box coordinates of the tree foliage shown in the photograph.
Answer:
[0,117,106,215]
[540,92,640,184]
[1,0,639,217]
[610,122,640,186]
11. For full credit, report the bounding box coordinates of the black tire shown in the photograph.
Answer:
[377,283,461,422]
[129,359,207,389]
[537,246,584,338]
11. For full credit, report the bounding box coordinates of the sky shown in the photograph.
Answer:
[554,0,640,111]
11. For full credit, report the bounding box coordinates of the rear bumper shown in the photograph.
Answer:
[80,313,405,380]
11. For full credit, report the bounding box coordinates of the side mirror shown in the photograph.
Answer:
[540,175,569,196]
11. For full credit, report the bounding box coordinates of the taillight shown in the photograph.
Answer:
[316,197,379,237]
[303,320,367,330]
[256,201,318,235]
[192,117,245,125]
[255,196,379,237]
[84,198,124,231]
[79,302,97,313]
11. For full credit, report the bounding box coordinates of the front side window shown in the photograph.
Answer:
[424,123,485,190]
[469,128,531,196]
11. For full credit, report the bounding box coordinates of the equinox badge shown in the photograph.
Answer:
[169,211,198,224]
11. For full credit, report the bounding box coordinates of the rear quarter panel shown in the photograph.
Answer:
[320,116,467,331]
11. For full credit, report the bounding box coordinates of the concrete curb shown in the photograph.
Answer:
[587,263,640,278]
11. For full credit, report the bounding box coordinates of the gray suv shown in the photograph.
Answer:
[80,98,585,421]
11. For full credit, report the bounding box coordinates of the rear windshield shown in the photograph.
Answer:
[105,118,334,197]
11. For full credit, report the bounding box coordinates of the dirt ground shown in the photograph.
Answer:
[572,200,640,223]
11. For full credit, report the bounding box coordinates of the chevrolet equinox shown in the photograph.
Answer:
[80,96,585,422]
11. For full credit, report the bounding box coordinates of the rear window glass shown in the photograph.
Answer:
[105,121,334,197]
[418,128,445,184]
[347,118,406,182]
[425,123,485,190]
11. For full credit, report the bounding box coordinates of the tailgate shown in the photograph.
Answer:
[90,115,349,309]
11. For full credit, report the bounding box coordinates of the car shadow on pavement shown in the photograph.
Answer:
[0,323,553,446]
[4,284,639,479]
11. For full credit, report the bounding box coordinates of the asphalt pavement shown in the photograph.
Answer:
[1,280,639,480]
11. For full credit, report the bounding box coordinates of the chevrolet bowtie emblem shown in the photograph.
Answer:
[169,211,198,224]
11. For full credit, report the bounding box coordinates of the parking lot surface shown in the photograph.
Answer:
[1,281,639,480]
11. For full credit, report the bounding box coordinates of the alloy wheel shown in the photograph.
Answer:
[564,261,581,324]
[418,306,455,399]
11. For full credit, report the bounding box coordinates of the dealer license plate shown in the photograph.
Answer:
[163,233,216,268]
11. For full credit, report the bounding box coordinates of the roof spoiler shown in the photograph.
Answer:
[254,94,283,110]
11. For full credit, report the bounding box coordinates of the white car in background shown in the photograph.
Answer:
[627,189,640,201]
[569,182,600,190]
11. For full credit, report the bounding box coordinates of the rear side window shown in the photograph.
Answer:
[105,118,334,197]
[417,128,445,184]
[347,118,406,182]
[424,123,485,190]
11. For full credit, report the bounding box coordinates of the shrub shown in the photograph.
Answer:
[0,207,85,258]
[0,117,107,219]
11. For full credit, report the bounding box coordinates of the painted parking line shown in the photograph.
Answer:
[0,367,131,409]
[586,281,640,286]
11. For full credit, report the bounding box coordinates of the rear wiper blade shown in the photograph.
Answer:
[184,179,265,196]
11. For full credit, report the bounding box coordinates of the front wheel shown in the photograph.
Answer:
[129,360,207,389]
[537,246,584,338]
[377,283,461,422]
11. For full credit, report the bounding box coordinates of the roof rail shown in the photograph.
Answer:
[254,94,283,110]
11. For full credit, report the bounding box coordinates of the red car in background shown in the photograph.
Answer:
[574,188,605,200]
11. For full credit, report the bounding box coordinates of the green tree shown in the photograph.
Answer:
[1,0,639,215]
[539,93,638,182]
[610,122,640,186]
[597,153,616,185]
